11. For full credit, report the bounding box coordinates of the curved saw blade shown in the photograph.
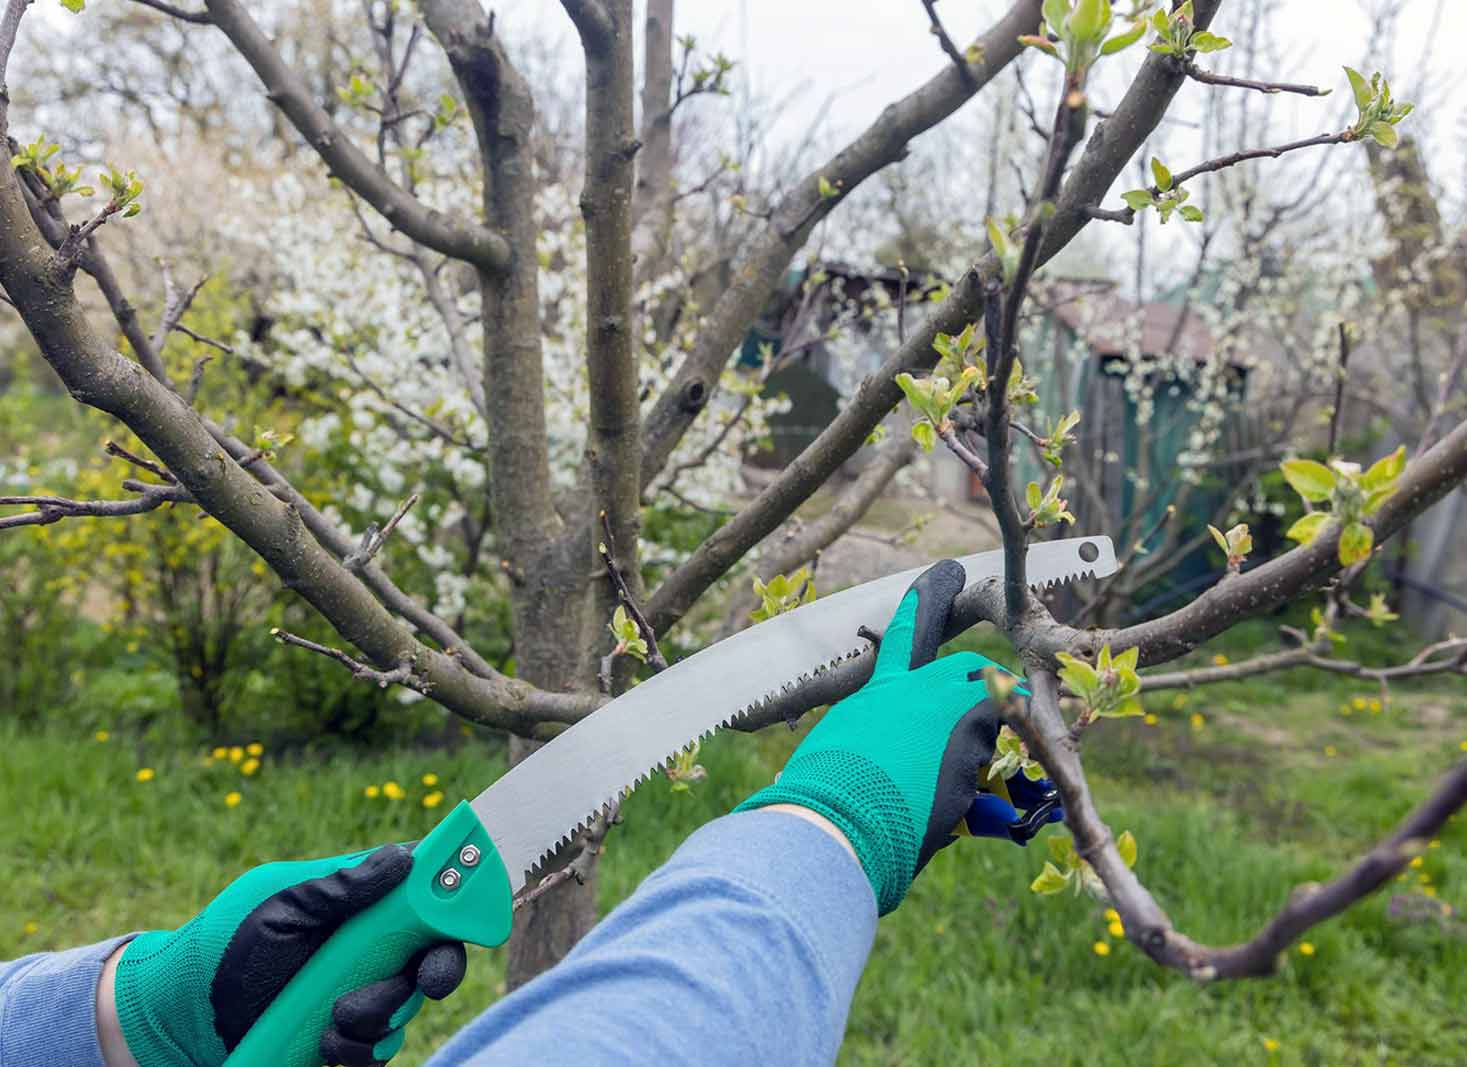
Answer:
[473,535,1115,890]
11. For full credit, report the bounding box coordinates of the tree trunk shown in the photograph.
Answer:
[503,734,600,989]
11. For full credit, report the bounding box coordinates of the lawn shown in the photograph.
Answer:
[2,620,1464,1066]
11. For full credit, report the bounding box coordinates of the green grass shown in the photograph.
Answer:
[3,625,1465,1066]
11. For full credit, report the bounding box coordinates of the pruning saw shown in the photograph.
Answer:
[223,535,1117,1066]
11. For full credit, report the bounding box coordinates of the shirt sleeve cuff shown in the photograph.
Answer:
[0,936,134,1067]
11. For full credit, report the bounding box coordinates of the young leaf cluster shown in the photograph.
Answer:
[607,604,649,663]
[1040,411,1081,468]
[1145,0,1231,57]
[1344,67,1414,148]
[98,164,145,219]
[987,724,1047,783]
[1018,0,1148,76]
[750,566,816,622]
[666,740,708,793]
[1207,521,1252,570]
[1031,831,1137,897]
[1056,644,1142,725]
[10,137,96,201]
[1122,158,1204,224]
[1282,446,1405,566]
[1025,475,1075,528]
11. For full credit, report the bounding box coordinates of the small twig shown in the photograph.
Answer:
[104,440,177,484]
[0,479,190,531]
[127,0,211,23]
[920,0,975,86]
[1184,61,1328,97]
[1327,322,1351,456]
[938,426,989,478]
[598,509,669,673]
[512,799,620,912]
[185,355,212,404]
[1085,204,1135,225]
[55,203,120,269]
[269,627,430,693]
[343,492,419,571]
[897,260,909,345]
[174,324,235,355]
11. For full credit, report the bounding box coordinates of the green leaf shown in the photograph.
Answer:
[911,420,937,453]
[817,175,840,199]
[1030,861,1072,895]
[1100,19,1146,54]
[59,0,86,11]
[1368,121,1399,148]
[1188,31,1231,52]
[1108,697,1145,718]
[1026,481,1043,511]
[1150,157,1173,191]
[1179,204,1205,222]
[1281,458,1337,502]
[1363,485,1395,517]
[1047,834,1078,868]
[1068,0,1109,42]
[1339,522,1374,566]
[1208,524,1229,557]
[1017,34,1060,57]
[1116,830,1138,868]
[986,217,1010,259]
[1121,188,1156,211]
[1361,445,1406,490]
[1344,66,1372,113]
[1042,0,1071,34]
[1286,511,1330,546]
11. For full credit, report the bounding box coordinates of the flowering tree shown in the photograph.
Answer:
[1,0,1465,993]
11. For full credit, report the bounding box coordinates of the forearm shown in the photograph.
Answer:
[0,935,134,1067]
[428,809,878,1067]
[97,945,139,1067]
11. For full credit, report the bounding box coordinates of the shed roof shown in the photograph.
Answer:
[1047,283,1216,362]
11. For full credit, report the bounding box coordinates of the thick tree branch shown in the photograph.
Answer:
[201,0,511,272]
[638,0,1044,488]
[631,0,675,267]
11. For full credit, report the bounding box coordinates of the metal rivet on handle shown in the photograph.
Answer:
[1079,541,1099,563]
[440,867,462,890]
[459,845,481,867]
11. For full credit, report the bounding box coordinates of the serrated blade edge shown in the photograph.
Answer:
[473,534,1115,891]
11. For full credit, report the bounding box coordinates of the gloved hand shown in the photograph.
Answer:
[114,844,465,1067]
[735,559,1010,914]
[963,769,1065,841]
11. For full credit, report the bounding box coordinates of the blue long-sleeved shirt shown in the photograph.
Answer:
[0,811,877,1067]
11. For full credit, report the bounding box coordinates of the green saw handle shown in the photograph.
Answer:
[221,801,513,1067]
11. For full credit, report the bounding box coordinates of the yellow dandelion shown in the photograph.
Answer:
[1190,712,1205,731]
[933,923,946,936]
[23,920,39,936]
[1092,940,1111,957]
[364,785,381,799]
[1211,654,1228,667]
[1104,908,1120,922]
[224,791,242,808]
[1108,920,1125,938]
[422,773,439,787]
[246,742,264,757]
[1459,740,1467,752]
[94,730,110,743]
[1418,873,1431,885]
[1143,713,1158,726]
[1298,942,1315,956]
[136,767,155,783]
[1352,697,1368,711]
[1410,856,1424,869]
[1429,840,1441,850]
[240,758,260,776]
[1263,1037,1280,1052]
[228,746,244,763]
[1171,694,1188,709]
[383,781,405,800]
[1424,886,1438,898]
[422,790,445,809]
[126,640,140,653]
[1369,700,1382,714]
[212,746,228,760]
[1324,745,1338,758]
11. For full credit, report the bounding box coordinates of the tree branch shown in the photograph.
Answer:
[0,0,29,92]
[638,0,1044,488]
[598,509,667,676]
[342,492,419,572]
[645,0,1225,637]
[0,480,189,531]
[127,0,211,23]
[201,0,512,272]
[270,628,431,694]
[1184,60,1327,97]
[920,0,976,86]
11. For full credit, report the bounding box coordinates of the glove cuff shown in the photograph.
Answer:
[734,749,917,915]
[115,927,224,1067]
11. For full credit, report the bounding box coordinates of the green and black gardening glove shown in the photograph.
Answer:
[114,844,465,1067]
[735,559,1011,914]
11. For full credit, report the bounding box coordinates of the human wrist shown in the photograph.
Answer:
[97,944,139,1067]
[761,803,858,861]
